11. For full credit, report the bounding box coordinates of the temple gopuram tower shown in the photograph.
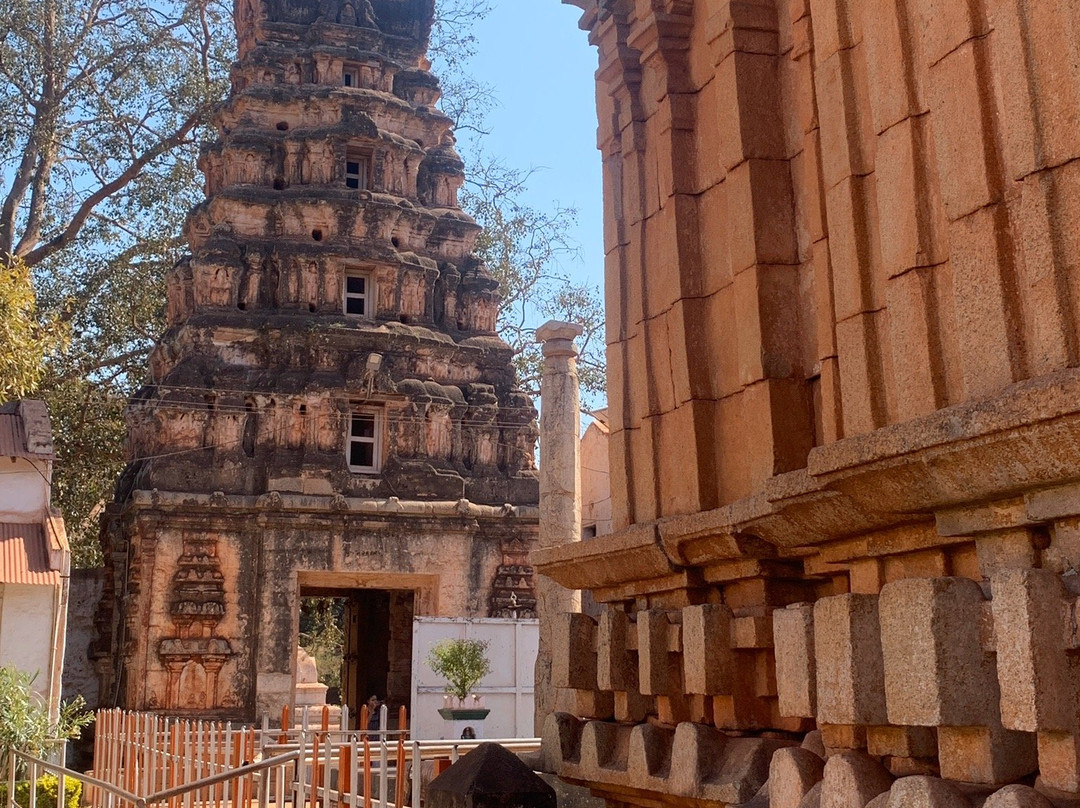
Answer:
[93,0,539,721]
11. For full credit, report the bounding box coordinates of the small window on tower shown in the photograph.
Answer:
[347,409,381,472]
[343,65,360,88]
[345,147,372,190]
[344,271,374,317]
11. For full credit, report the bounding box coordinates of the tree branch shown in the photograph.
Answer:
[18,109,202,267]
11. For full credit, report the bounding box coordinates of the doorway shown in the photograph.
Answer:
[298,586,416,724]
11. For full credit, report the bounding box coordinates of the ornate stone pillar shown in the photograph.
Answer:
[534,320,584,733]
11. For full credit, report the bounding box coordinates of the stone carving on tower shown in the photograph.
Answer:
[92,0,539,719]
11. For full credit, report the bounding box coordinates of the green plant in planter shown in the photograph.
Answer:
[427,639,492,703]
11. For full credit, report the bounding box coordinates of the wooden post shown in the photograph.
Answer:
[363,737,372,808]
[395,737,406,808]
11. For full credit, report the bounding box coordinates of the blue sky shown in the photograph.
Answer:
[436,2,605,294]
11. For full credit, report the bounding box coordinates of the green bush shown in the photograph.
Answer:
[0,774,82,808]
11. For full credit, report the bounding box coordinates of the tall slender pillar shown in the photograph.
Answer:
[534,320,584,731]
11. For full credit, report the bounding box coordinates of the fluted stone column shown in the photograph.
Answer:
[534,320,584,732]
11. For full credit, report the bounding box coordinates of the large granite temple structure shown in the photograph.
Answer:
[92,0,539,721]
[538,1,1080,807]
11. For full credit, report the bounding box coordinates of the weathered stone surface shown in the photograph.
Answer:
[884,776,971,808]
[770,747,827,808]
[820,752,894,808]
[981,785,1055,808]
[879,577,995,726]
[802,731,828,760]
[814,595,887,726]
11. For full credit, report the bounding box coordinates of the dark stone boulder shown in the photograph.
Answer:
[426,743,557,808]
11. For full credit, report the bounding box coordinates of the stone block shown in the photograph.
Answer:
[924,40,998,221]
[774,603,817,717]
[814,594,888,725]
[822,724,868,752]
[827,174,884,321]
[727,158,798,274]
[613,690,651,724]
[802,730,827,759]
[835,311,890,438]
[541,712,583,772]
[800,782,824,808]
[771,747,827,808]
[717,50,786,170]
[875,118,947,278]
[867,726,938,759]
[670,722,728,797]
[990,569,1073,733]
[976,530,1038,578]
[947,206,1022,398]
[937,725,1038,785]
[816,47,877,189]
[565,689,615,720]
[656,694,691,726]
[820,752,894,808]
[884,268,942,422]
[912,0,988,69]
[579,721,630,780]
[682,603,733,694]
[808,0,858,61]
[861,0,926,133]
[982,785,1055,808]
[627,721,674,785]
[705,737,793,805]
[597,609,636,692]
[884,776,972,808]
[552,613,598,690]
[734,614,775,649]
[879,577,996,726]
[687,694,714,725]
[985,0,1080,177]
[637,609,679,695]
[1036,730,1080,794]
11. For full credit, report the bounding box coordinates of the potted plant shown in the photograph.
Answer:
[427,638,492,721]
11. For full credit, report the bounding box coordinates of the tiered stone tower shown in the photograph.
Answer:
[93,0,539,720]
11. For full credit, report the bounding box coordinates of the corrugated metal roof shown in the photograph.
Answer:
[0,412,25,458]
[0,523,60,586]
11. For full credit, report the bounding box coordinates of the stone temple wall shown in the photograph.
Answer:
[537,1,1080,806]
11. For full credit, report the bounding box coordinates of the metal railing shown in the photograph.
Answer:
[3,713,540,808]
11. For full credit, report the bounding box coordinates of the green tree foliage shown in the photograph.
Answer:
[0,666,92,758]
[0,0,231,564]
[0,774,82,808]
[0,258,62,401]
[426,638,492,701]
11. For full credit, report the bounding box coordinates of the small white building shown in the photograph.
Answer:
[0,399,70,723]
[580,409,611,540]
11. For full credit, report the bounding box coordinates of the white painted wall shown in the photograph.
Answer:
[411,617,538,740]
[0,457,50,521]
[0,583,56,700]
